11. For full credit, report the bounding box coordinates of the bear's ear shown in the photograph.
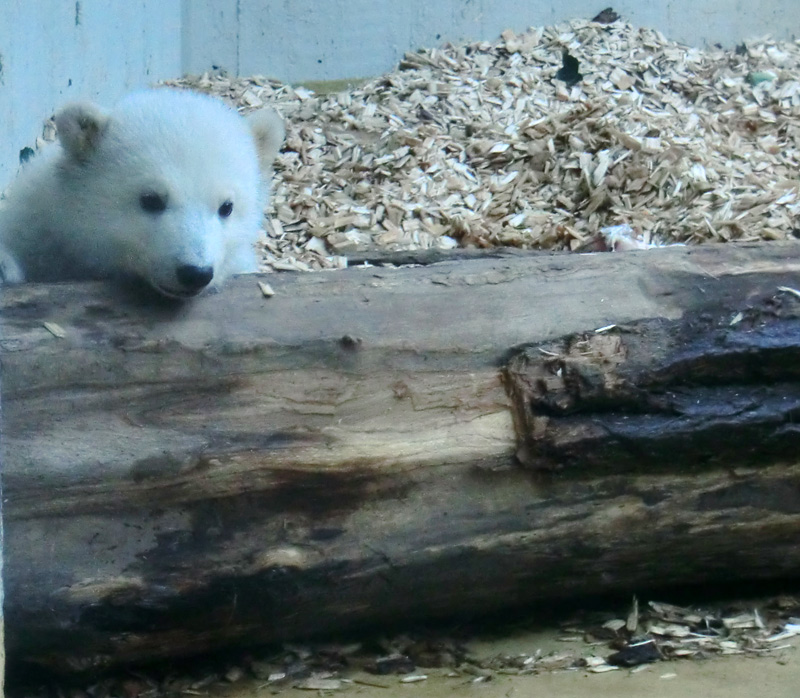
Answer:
[55,102,109,161]
[247,108,285,173]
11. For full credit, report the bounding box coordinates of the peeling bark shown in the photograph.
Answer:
[505,307,800,473]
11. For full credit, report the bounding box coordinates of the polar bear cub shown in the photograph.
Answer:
[0,89,284,298]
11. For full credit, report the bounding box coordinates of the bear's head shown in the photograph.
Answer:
[54,89,284,298]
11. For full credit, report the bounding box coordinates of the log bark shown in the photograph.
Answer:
[4,241,800,671]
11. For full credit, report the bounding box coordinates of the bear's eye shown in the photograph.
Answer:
[140,192,168,214]
[218,200,234,218]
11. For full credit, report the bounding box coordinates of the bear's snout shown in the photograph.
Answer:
[176,264,214,293]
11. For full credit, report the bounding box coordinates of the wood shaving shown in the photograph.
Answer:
[163,17,800,272]
[42,321,66,338]
[257,280,275,297]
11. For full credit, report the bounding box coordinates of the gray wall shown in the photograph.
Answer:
[183,0,800,83]
[2,1,799,190]
[1,1,181,192]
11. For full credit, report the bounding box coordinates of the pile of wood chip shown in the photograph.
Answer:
[514,596,800,674]
[166,16,800,273]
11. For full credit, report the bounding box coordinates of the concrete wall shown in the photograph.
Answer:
[182,0,800,83]
[0,1,181,192]
[2,1,799,190]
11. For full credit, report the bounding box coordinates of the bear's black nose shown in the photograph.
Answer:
[176,265,214,292]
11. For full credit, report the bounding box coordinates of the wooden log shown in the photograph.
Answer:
[4,241,800,671]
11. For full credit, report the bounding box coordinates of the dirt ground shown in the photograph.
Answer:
[209,592,800,698]
[215,626,799,698]
[10,594,800,698]
[12,632,800,698]
[236,658,800,698]
[15,643,798,698]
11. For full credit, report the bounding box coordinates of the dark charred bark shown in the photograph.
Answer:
[506,305,800,474]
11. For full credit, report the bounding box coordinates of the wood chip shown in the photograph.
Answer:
[778,286,800,299]
[257,280,275,297]
[295,677,342,690]
[160,18,800,270]
[43,321,66,338]
[400,675,428,683]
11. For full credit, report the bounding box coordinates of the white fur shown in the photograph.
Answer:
[0,89,285,298]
